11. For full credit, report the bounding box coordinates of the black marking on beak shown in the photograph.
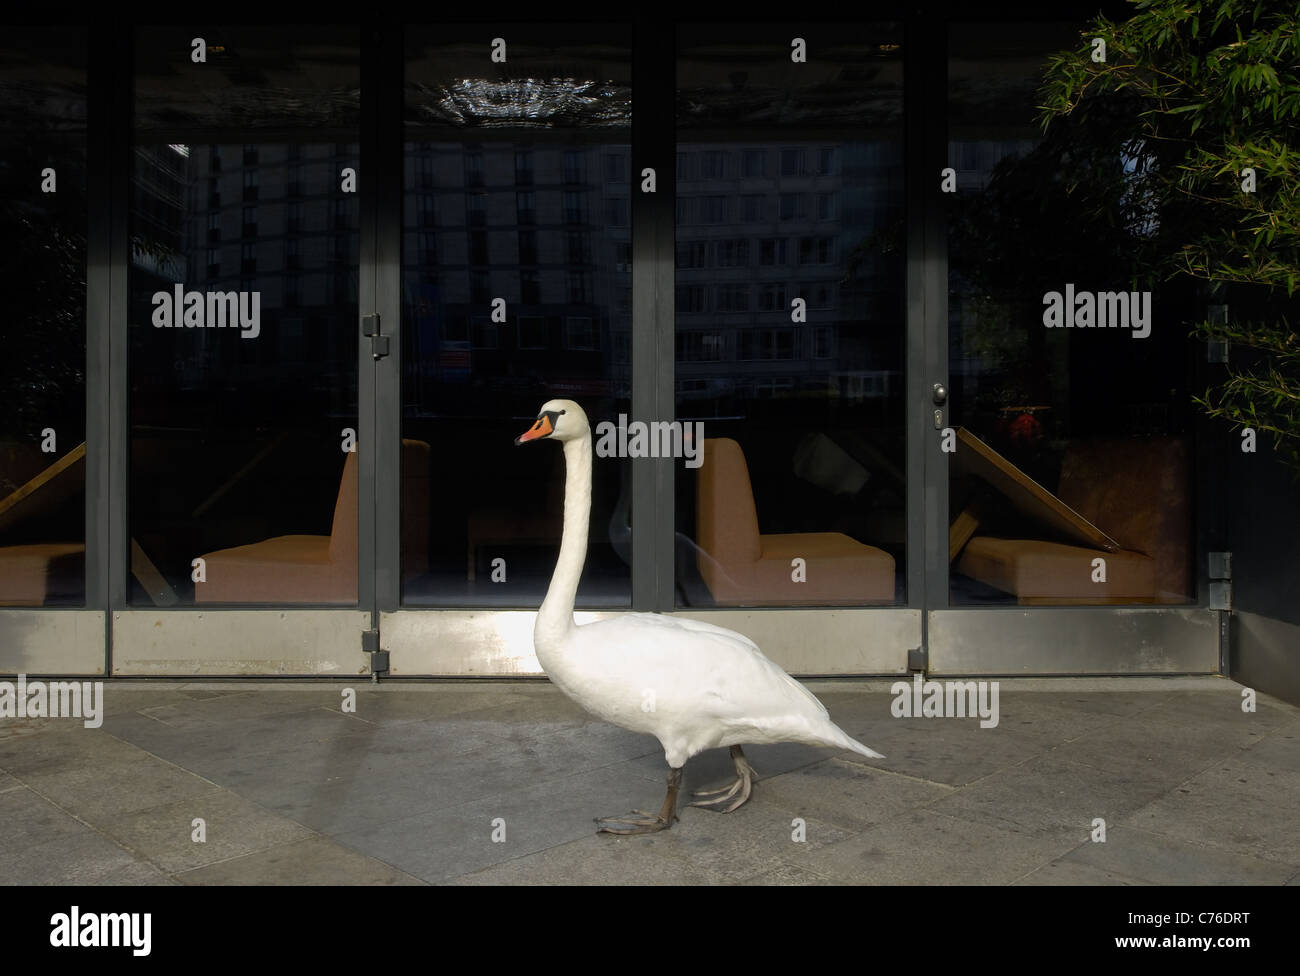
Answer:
[515,411,560,446]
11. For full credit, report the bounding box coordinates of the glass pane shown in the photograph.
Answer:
[675,24,904,608]
[0,29,87,606]
[403,25,632,607]
[947,23,1195,606]
[130,27,360,605]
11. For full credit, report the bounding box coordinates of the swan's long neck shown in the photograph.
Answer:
[536,431,592,652]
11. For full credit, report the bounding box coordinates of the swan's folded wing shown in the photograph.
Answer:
[594,613,830,723]
[655,614,764,655]
[656,615,830,718]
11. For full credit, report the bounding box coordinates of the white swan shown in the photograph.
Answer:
[516,399,883,834]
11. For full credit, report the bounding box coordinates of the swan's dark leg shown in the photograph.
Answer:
[596,766,681,835]
[690,745,757,813]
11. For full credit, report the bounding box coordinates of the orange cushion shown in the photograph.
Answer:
[195,452,358,604]
[957,536,1154,600]
[196,535,355,603]
[697,438,895,605]
[0,544,85,606]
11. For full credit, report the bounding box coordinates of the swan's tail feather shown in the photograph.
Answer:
[820,724,884,760]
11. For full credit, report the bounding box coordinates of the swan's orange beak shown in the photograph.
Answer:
[515,414,553,445]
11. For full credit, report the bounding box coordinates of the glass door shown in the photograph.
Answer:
[928,20,1218,673]
[381,21,920,676]
[114,26,372,673]
[383,23,635,673]
[670,22,918,673]
[0,28,101,674]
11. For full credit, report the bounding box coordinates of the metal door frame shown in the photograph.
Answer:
[104,25,376,676]
[917,10,1220,675]
[380,16,921,676]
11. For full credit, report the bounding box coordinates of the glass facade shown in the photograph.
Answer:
[0,14,1224,675]
[675,24,905,608]
[401,25,632,607]
[130,28,360,605]
[946,23,1195,606]
[0,29,87,607]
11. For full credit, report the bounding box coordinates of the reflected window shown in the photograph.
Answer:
[402,24,633,608]
[675,24,904,608]
[0,29,88,606]
[946,22,1195,607]
[129,27,360,606]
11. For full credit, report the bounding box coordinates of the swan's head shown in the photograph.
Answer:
[514,398,589,446]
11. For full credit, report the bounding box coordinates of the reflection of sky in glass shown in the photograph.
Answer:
[1120,139,1160,237]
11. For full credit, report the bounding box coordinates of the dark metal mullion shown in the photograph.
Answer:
[375,22,404,617]
[93,24,133,663]
[631,16,676,612]
[365,24,404,616]
[86,27,111,623]
[904,14,950,657]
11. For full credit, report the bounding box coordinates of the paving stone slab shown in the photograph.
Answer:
[798,809,1084,885]
[1237,720,1300,774]
[0,829,159,886]
[925,754,1173,838]
[177,836,425,885]
[18,756,222,827]
[335,763,664,882]
[1053,716,1249,788]
[1121,759,1300,867]
[752,758,954,832]
[0,728,155,777]
[1060,825,1294,885]
[0,787,93,855]
[448,789,854,886]
[737,861,842,885]
[320,688,540,727]
[835,718,1049,787]
[101,788,315,875]
[1013,860,1151,885]
[969,695,1131,745]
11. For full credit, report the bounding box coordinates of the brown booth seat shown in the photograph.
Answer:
[956,437,1190,604]
[0,544,85,606]
[697,437,894,605]
[0,441,87,605]
[195,439,431,603]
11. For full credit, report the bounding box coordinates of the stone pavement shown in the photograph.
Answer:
[0,677,1296,885]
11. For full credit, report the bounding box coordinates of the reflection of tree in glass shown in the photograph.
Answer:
[945,96,1191,413]
[1040,0,1300,470]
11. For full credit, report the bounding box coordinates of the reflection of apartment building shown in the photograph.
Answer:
[674,141,903,406]
[403,142,633,413]
[132,142,361,403]
[132,144,186,277]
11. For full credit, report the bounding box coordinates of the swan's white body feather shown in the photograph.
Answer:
[539,612,882,769]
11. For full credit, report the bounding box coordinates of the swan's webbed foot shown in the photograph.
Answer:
[689,744,757,814]
[595,811,675,834]
[596,767,681,835]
